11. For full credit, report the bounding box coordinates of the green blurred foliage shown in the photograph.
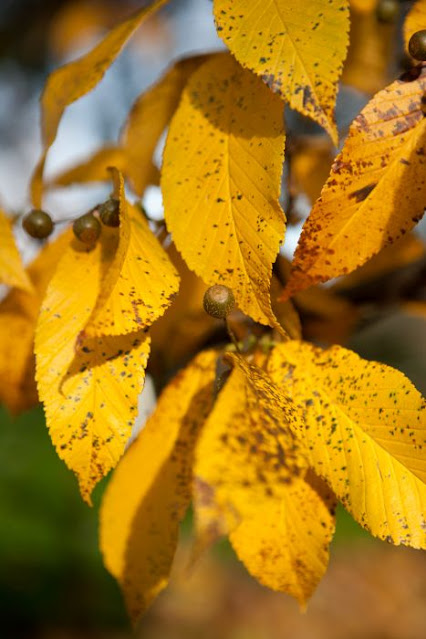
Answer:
[0,403,372,635]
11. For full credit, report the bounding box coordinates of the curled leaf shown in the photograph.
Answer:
[85,170,179,336]
[100,350,216,622]
[31,0,168,207]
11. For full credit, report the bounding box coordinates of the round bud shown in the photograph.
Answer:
[99,198,120,227]
[203,285,235,319]
[376,0,398,23]
[421,93,426,116]
[22,209,53,239]
[73,213,101,245]
[408,30,426,62]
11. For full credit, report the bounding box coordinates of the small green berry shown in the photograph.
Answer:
[376,0,399,23]
[203,285,235,319]
[73,213,101,245]
[22,209,53,239]
[408,30,426,62]
[99,198,120,227]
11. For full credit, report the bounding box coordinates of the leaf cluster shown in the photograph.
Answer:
[0,0,425,624]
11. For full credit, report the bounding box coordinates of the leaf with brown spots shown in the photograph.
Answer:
[100,350,216,623]
[194,355,336,605]
[194,354,308,545]
[122,54,207,197]
[30,0,168,208]
[404,0,426,51]
[268,341,426,548]
[162,53,286,328]
[213,0,350,143]
[35,231,150,503]
[0,209,32,292]
[282,68,426,299]
[85,170,179,337]
[230,473,336,606]
[0,230,70,414]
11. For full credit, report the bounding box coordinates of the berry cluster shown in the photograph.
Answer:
[22,197,121,245]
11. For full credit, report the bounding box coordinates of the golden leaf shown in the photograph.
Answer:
[342,6,395,95]
[283,68,426,299]
[349,0,377,13]
[162,53,286,328]
[213,0,350,143]
[150,243,219,372]
[194,355,335,604]
[35,231,150,503]
[276,256,358,345]
[404,0,426,50]
[48,145,134,187]
[30,0,168,207]
[194,354,308,537]
[332,233,425,293]
[289,137,335,206]
[100,350,216,622]
[0,209,32,292]
[122,54,207,196]
[268,341,426,548]
[0,231,70,413]
[230,473,336,606]
[85,171,179,336]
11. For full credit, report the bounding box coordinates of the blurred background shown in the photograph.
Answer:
[0,0,425,638]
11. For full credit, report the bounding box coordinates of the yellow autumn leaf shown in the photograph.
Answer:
[0,209,32,292]
[194,355,336,604]
[404,0,426,50]
[276,256,358,345]
[230,473,336,606]
[162,53,286,328]
[289,137,335,206]
[213,0,350,143]
[0,231,70,414]
[270,274,302,340]
[283,68,426,299]
[332,233,425,293]
[49,145,132,187]
[194,354,308,536]
[35,229,150,503]
[30,0,168,208]
[100,350,216,622]
[268,341,426,548]
[349,0,377,13]
[122,54,207,196]
[342,6,395,95]
[85,170,179,336]
[150,243,219,372]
